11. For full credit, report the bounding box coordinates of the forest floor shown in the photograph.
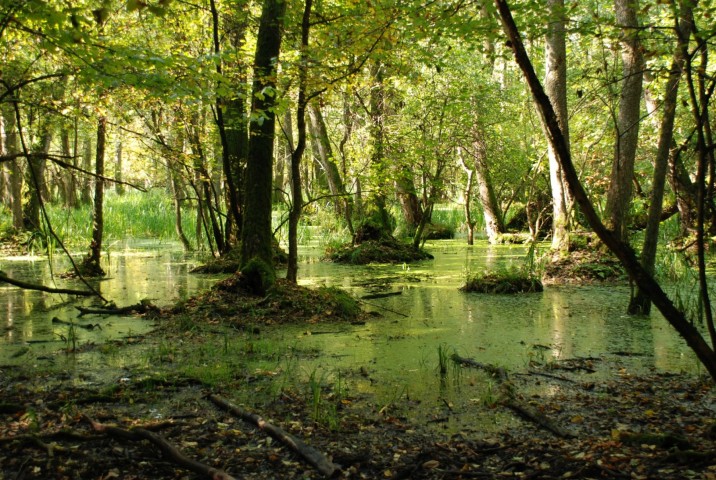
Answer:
[2,272,716,479]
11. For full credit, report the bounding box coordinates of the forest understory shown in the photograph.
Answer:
[1,275,715,480]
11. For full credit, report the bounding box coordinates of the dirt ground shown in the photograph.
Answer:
[1,274,716,480]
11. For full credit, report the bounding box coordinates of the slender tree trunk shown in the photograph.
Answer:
[604,0,645,242]
[1,105,22,229]
[240,0,286,279]
[458,147,476,245]
[495,0,716,381]
[60,127,78,207]
[629,1,694,315]
[80,137,93,204]
[86,116,106,275]
[188,111,225,254]
[308,103,354,233]
[210,0,247,250]
[286,0,312,283]
[115,139,124,195]
[685,29,716,350]
[544,0,572,253]
[169,162,193,252]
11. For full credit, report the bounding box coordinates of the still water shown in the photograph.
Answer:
[0,239,703,429]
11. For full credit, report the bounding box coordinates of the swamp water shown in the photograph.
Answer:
[0,239,703,433]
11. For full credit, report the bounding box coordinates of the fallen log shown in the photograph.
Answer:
[504,401,575,439]
[450,354,508,381]
[360,291,402,300]
[83,416,236,480]
[52,317,101,330]
[208,393,339,478]
[0,271,94,296]
[76,300,159,317]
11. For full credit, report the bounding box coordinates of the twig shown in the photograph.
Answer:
[207,394,339,478]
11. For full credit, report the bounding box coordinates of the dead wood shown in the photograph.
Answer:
[450,354,508,381]
[83,416,236,480]
[360,291,402,300]
[504,401,575,439]
[76,300,159,317]
[207,393,339,478]
[51,317,101,330]
[523,370,576,383]
[451,354,576,438]
[0,271,94,296]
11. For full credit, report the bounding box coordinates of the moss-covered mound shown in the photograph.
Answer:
[543,250,625,284]
[326,238,433,264]
[461,270,543,294]
[174,275,363,326]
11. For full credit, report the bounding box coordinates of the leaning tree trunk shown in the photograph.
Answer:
[629,0,694,315]
[240,0,286,287]
[604,0,645,242]
[495,0,716,381]
[544,0,571,253]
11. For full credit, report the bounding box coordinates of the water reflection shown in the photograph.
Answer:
[0,241,219,347]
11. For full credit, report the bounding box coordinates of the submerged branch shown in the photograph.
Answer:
[0,271,94,296]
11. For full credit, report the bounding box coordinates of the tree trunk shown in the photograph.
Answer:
[629,1,694,315]
[307,103,354,234]
[286,0,312,283]
[210,0,247,250]
[604,0,645,242]
[544,0,571,252]
[395,165,422,235]
[24,126,51,231]
[86,116,106,275]
[115,139,124,195]
[240,0,286,279]
[60,127,78,207]
[469,131,504,243]
[458,147,476,245]
[495,0,716,381]
[367,60,392,234]
[80,137,93,204]
[1,105,22,229]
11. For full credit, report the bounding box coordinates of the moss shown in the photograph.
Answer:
[326,239,433,265]
[461,270,543,294]
[319,286,361,318]
[241,256,276,296]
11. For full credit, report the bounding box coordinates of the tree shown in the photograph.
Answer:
[495,0,716,381]
[604,0,645,243]
[629,0,695,315]
[544,0,572,253]
[240,0,286,293]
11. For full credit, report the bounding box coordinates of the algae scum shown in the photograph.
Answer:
[0,240,703,434]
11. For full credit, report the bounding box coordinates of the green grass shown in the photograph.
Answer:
[44,189,200,248]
